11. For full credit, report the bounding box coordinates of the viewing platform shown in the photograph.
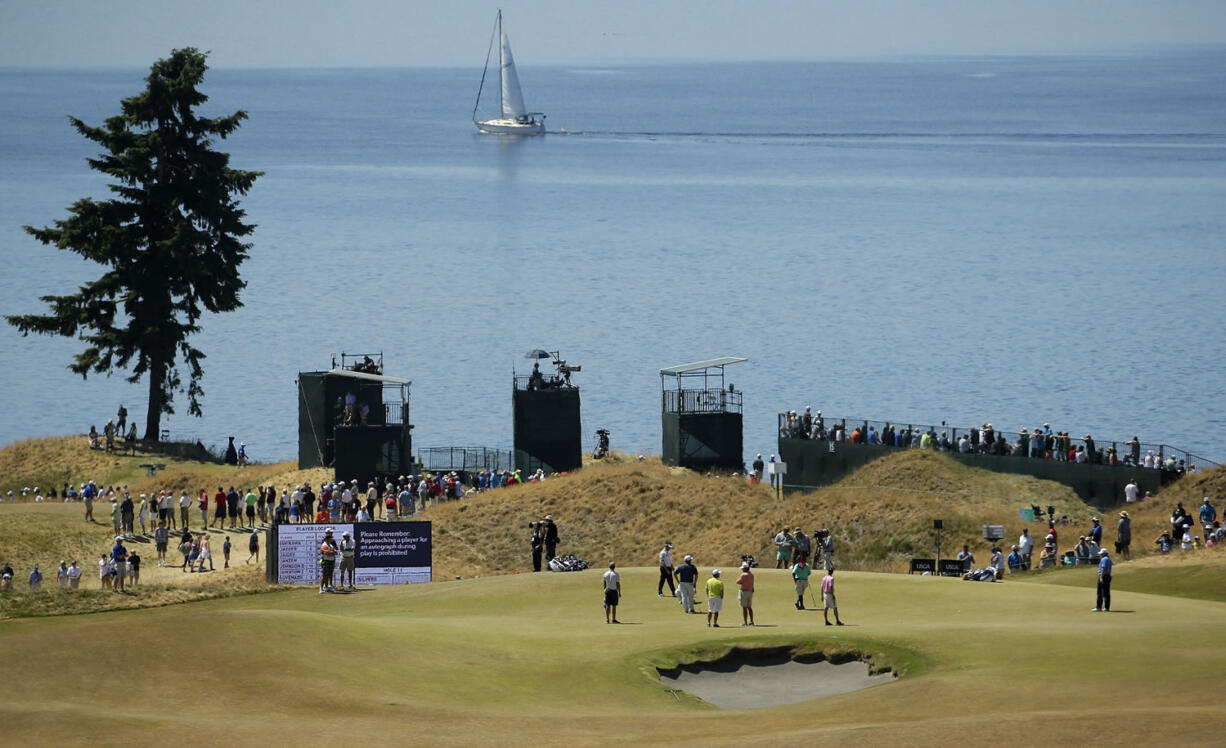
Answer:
[777,411,1217,504]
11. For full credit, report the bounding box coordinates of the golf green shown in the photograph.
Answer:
[3,563,1223,745]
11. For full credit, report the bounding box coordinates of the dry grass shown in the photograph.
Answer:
[2,437,1220,614]
[422,449,1099,580]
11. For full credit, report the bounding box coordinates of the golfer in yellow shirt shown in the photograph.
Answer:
[706,569,724,628]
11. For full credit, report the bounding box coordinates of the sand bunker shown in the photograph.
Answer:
[659,650,896,709]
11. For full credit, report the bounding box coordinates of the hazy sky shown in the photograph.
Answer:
[3,0,1226,68]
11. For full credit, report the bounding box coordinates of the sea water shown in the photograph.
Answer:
[1,51,1224,464]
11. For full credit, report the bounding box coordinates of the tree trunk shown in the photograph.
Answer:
[144,359,165,442]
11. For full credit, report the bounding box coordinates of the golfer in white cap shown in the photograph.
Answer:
[736,562,755,626]
[1094,548,1112,612]
[338,531,357,589]
[675,554,699,613]
[706,569,724,628]
[658,542,675,597]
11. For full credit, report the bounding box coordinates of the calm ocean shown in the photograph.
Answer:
[2,50,1225,465]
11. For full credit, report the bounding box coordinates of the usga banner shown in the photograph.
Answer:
[273,522,431,585]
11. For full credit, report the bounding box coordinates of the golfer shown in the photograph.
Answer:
[736,562,755,626]
[821,569,844,626]
[1093,549,1112,612]
[674,554,699,614]
[706,569,724,628]
[338,531,357,589]
[319,528,339,593]
[603,562,621,624]
[657,542,676,597]
[791,557,812,610]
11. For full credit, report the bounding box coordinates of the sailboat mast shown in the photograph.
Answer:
[497,10,505,116]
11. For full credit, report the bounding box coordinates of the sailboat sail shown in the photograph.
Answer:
[498,23,528,118]
[473,10,544,134]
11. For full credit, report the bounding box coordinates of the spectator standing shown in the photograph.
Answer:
[773,527,793,569]
[28,564,43,590]
[792,527,811,565]
[1007,546,1024,574]
[657,542,676,597]
[818,529,835,572]
[1199,498,1216,535]
[197,535,214,572]
[990,547,1005,579]
[791,557,812,610]
[1018,528,1034,569]
[735,562,755,626]
[528,522,544,572]
[0,562,12,591]
[120,493,135,536]
[128,550,140,585]
[675,554,699,614]
[1088,517,1103,546]
[56,560,69,588]
[222,536,232,568]
[109,498,121,536]
[178,491,190,530]
[111,537,128,593]
[1094,549,1112,612]
[244,488,257,529]
[98,555,110,589]
[543,515,559,562]
[67,560,82,589]
[820,569,844,626]
[154,522,169,566]
[207,487,224,528]
[247,530,260,564]
[226,486,241,529]
[705,569,724,627]
[1124,479,1138,503]
[957,544,975,574]
[603,562,621,624]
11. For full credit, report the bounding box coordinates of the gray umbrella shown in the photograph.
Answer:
[524,349,552,359]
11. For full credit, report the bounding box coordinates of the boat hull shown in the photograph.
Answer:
[476,118,545,135]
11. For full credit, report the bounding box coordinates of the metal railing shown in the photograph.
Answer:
[418,446,514,473]
[513,374,578,391]
[777,412,1218,470]
[663,388,742,414]
[384,401,409,425]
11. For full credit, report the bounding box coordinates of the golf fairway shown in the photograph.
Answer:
[2,565,1223,746]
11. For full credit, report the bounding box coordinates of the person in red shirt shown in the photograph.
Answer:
[210,487,227,528]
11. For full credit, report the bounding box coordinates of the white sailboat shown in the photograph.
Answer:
[473,10,545,135]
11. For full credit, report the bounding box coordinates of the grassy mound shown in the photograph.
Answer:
[2,436,1217,617]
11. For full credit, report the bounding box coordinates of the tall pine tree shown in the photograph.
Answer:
[7,48,261,442]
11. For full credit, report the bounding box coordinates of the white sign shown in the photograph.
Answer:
[275,522,431,585]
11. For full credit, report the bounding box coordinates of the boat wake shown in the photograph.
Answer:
[551,129,1226,143]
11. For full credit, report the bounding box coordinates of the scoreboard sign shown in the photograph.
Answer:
[274,522,431,585]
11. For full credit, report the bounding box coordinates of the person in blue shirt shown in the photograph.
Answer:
[1199,498,1216,531]
[1088,517,1103,545]
[1006,546,1024,574]
[1093,549,1112,612]
[111,537,129,594]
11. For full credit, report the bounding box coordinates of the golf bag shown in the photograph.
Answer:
[963,567,996,582]
[548,554,589,572]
